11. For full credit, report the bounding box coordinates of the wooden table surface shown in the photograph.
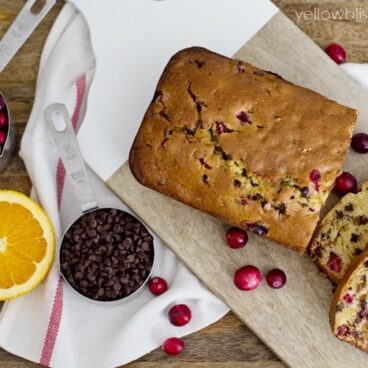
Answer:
[0,0,367,367]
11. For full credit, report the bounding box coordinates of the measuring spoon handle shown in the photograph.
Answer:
[45,103,98,213]
[0,0,56,73]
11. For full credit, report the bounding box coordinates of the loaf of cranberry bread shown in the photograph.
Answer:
[129,47,357,252]
[310,183,368,284]
[330,248,368,352]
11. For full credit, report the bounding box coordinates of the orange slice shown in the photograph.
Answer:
[0,190,55,300]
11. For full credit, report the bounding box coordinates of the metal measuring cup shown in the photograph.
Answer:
[45,103,155,304]
[0,0,56,172]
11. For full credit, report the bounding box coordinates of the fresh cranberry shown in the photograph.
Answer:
[309,169,321,191]
[335,172,357,195]
[326,43,346,64]
[215,121,233,134]
[266,269,287,289]
[168,304,192,327]
[234,265,263,291]
[327,252,342,273]
[199,158,212,169]
[351,133,368,153]
[236,111,251,125]
[0,130,6,146]
[337,325,349,336]
[226,227,248,249]
[0,111,8,130]
[149,277,168,296]
[343,293,353,304]
[162,337,185,355]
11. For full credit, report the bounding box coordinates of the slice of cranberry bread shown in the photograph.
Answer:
[129,47,357,253]
[310,183,368,284]
[330,248,368,352]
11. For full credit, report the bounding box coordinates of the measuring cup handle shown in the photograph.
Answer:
[45,103,98,213]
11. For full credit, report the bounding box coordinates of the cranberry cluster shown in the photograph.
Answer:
[0,94,9,154]
[225,227,287,291]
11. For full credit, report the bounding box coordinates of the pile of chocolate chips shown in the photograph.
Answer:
[60,209,154,302]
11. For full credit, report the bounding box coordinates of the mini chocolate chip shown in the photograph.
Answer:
[345,203,354,212]
[80,280,88,288]
[234,179,241,188]
[336,211,344,219]
[351,234,360,243]
[276,203,286,214]
[251,193,263,201]
[301,187,309,198]
[246,223,268,236]
[355,248,363,256]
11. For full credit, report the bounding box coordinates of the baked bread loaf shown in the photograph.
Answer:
[330,248,368,352]
[129,47,357,252]
[310,183,368,284]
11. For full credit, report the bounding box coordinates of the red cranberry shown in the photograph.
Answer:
[337,325,349,337]
[199,158,212,170]
[148,277,168,296]
[343,293,353,304]
[168,304,192,327]
[335,172,357,195]
[326,43,346,64]
[234,265,262,291]
[226,227,248,249]
[352,133,368,153]
[0,130,6,146]
[266,269,287,289]
[162,337,185,355]
[309,169,321,191]
[236,111,251,125]
[215,121,233,134]
[327,252,342,273]
[0,111,8,130]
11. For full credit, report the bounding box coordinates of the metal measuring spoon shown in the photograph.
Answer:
[45,103,155,304]
[0,0,56,172]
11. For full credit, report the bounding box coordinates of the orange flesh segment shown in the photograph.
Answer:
[0,199,51,292]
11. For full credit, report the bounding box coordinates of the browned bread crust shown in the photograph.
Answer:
[129,47,357,253]
[330,248,368,352]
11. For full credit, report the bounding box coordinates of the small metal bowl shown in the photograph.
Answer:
[0,93,16,173]
[58,208,155,306]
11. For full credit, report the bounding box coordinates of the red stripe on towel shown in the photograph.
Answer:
[40,277,63,366]
[40,74,87,367]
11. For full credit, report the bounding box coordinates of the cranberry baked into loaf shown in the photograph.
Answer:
[310,183,368,284]
[330,248,368,352]
[129,47,357,252]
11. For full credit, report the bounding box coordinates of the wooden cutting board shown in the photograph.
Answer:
[107,11,368,368]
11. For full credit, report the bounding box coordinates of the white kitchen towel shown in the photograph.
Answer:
[0,3,228,368]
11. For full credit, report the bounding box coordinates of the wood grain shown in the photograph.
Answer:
[0,0,368,367]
